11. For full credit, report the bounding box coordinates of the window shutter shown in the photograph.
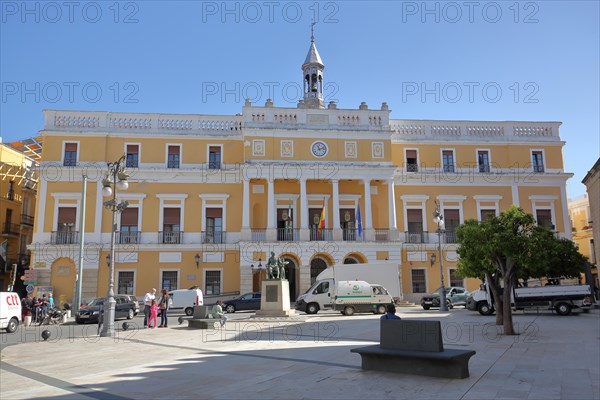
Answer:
[406,150,417,158]
[205,208,222,218]
[163,208,180,224]
[65,143,77,152]
[57,207,77,224]
[168,146,179,155]
[121,208,138,225]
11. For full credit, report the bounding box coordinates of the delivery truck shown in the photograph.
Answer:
[295,262,400,314]
[467,278,592,316]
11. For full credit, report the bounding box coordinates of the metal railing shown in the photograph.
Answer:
[342,228,365,241]
[277,228,299,241]
[251,229,266,241]
[404,231,428,244]
[116,231,140,244]
[2,223,20,236]
[159,231,183,244]
[444,231,457,244]
[20,214,34,226]
[374,229,389,241]
[310,228,333,241]
[51,231,80,244]
[201,230,226,244]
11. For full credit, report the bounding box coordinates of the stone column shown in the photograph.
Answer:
[300,178,309,241]
[363,179,373,241]
[241,178,251,240]
[388,179,399,240]
[332,179,342,241]
[266,178,276,241]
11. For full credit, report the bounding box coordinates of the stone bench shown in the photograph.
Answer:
[187,318,219,329]
[351,320,476,379]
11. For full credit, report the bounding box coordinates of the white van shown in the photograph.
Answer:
[168,288,203,316]
[0,292,22,333]
[296,280,393,315]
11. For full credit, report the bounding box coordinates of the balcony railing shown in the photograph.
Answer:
[51,231,80,244]
[4,191,21,202]
[167,160,180,169]
[342,228,365,241]
[277,228,299,241]
[251,229,266,241]
[374,229,390,241]
[116,231,140,244]
[20,214,34,226]
[444,231,457,244]
[310,228,333,241]
[201,230,226,244]
[404,231,428,244]
[159,231,183,244]
[2,223,20,236]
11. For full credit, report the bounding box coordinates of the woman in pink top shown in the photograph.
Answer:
[147,300,159,328]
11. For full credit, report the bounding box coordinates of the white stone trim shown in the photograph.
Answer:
[530,148,547,172]
[474,195,502,220]
[280,140,294,157]
[159,252,182,263]
[345,141,357,158]
[529,195,557,229]
[159,268,181,291]
[51,194,81,231]
[199,194,229,233]
[475,148,492,172]
[157,194,187,231]
[117,269,137,296]
[372,142,384,159]
[440,148,456,171]
[165,143,182,168]
[124,142,141,165]
[410,267,428,294]
[252,140,265,157]
[207,143,224,167]
[401,195,429,232]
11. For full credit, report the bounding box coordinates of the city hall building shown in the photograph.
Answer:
[28,36,573,304]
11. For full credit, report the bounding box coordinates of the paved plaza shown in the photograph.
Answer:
[1,308,599,400]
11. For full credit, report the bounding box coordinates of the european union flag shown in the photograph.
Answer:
[356,204,363,238]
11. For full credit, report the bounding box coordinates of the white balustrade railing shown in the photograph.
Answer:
[391,120,559,141]
[44,110,243,134]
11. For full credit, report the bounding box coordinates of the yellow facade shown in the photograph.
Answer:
[0,143,38,291]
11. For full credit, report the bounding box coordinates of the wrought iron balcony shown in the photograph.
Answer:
[277,228,299,241]
[51,231,80,244]
[201,230,226,244]
[116,231,140,244]
[310,228,333,241]
[2,223,20,236]
[404,231,429,244]
[159,231,183,244]
[20,214,34,226]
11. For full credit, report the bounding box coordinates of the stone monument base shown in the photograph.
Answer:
[255,279,296,317]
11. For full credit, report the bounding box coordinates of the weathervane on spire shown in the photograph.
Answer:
[311,19,316,43]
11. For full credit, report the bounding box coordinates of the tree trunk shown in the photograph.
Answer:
[502,275,515,335]
[486,272,503,325]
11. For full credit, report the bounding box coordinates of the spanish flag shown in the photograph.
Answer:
[318,199,326,229]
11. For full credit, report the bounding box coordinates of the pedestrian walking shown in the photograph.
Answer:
[143,288,156,327]
[48,293,54,310]
[147,300,159,329]
[158,289,170,328]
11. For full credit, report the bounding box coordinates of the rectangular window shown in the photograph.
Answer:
[5,209,12,226]
[449,269,463,287]
[126,145,139,168]
[209,146,221,170]
[532,151,544,172]
[536,209,553,229]
[204,208,223,244]
[117,271,135,295]
[480,209,496,221]
[205,270,221,295]
[590,239,596,264]
[56,207,77,244]
[64,143,78,166]
[443,209,460,243]
[411,269,426,293]
[161,271,178,292]
[442,150,455,172]
[407,209,424,243]
[7,181,14,200]
[162,208,181,243]
[406,150,418,172]
[478,151,490,173]
[120,208,139,243]
[167,146,180,168]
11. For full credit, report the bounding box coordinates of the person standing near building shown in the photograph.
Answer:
[158,289,170,328]
[380,304,401,320]
[48,293,54,310]
[143,288,156,327]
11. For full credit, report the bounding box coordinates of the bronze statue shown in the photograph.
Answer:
[266,252,289,280]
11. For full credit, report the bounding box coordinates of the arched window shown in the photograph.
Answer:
[343,257,359,265]
[310,257,328,284]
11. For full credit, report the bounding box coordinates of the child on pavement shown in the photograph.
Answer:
[147,300,159,328]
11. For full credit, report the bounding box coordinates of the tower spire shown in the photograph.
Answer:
[302,21,325,109]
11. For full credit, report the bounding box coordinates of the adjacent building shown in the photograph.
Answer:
[582,158,600,295]
[0,141,40,291]
[27,37,574,304]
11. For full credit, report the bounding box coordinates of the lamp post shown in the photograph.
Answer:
[100,155,129,337]
[251,258,264,292]
[195,253,200,269]
[432,200,448,312]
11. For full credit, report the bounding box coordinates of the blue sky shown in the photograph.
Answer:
[1,0,598,197]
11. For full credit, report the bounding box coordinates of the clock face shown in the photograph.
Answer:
[311,141,328,158]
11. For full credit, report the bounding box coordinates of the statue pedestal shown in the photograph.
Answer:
[255,279,296,317]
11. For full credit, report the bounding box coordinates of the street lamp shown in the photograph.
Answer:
[432,200,448,312]
[195,253,200,269]
[100,155,129,337]
[251,258,264,292]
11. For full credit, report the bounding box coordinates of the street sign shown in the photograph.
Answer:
[24,281,36,285]
[26,285,34,292]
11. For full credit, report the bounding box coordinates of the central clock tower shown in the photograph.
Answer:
[302,23,325,109]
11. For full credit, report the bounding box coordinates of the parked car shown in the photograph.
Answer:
[421,287,469,310]
[223,292,261,313]
[75,295,137,324]
[122,295,140,315]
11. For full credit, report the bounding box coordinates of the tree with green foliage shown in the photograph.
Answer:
[456,206,586,335]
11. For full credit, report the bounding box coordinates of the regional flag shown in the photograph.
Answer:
[0,240,7,263]
[357,204,363,239]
